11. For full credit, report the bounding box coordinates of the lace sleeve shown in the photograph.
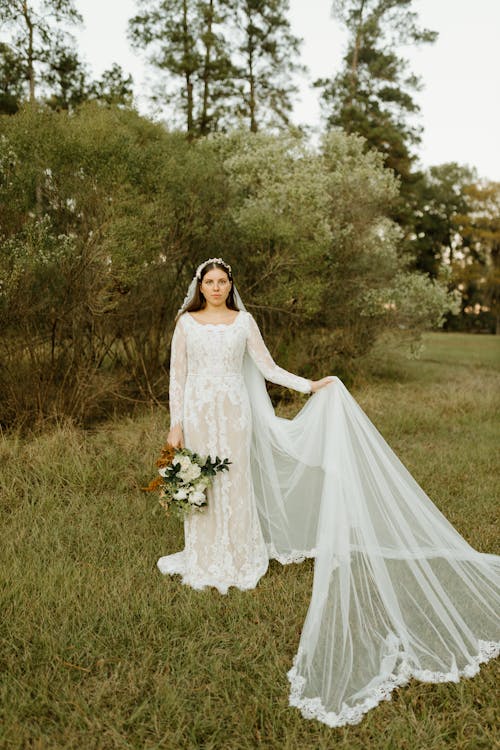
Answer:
[246,313,312,394]
[169,317,188,429]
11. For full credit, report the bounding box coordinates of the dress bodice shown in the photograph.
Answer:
[183,311,249,376]
[168,310,311,428]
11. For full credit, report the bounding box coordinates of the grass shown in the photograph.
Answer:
[0,332,499,750]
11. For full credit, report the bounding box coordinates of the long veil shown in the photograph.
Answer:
[180,279,500,727]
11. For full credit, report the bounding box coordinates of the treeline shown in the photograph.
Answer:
[0,105,456,428]
[1,1,498,335]
[0,2,498,428]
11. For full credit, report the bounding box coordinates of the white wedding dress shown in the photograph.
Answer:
[157,306,500,727]
[157,309,311,593]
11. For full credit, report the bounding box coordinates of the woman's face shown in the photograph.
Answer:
[200,268,232,306]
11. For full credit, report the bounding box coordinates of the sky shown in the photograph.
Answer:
[71,0,500,180]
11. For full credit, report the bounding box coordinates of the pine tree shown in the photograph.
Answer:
[0,0,82,103]
[316,0,437,181]
[129,0,235,137]
[196,0,237,133]
[44,39,89,110]
[0,42,25,114]
[234,0,303,132]
[128,0,302,135]
[90,64,134,107]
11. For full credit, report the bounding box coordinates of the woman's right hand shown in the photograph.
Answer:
[167,424,184,449]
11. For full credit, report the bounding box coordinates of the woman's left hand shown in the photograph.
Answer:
[310,376,335,393]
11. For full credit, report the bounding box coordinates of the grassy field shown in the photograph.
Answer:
[1,332,499,750]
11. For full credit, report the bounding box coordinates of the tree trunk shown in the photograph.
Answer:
[22,0,36,103]
[182,0,194,137]
[199,0,214,135]
[347,0,366,113]
[246,12,257,133]
[492,242,499,334]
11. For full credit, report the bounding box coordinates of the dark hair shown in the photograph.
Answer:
[177,261,239,321]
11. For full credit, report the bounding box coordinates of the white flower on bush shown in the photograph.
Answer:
[189,490,206,506]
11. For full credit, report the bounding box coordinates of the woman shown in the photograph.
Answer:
[158,257,333,594]
[157,257,499,728]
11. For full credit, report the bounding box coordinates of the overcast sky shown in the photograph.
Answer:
[72,0,500,180]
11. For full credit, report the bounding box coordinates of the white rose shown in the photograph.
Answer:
[187,464,202,481]
[194,477,209,491]
[173,488,188,500]
[174,455,191,471]
[189,490,206,506]
[179,464,201,483]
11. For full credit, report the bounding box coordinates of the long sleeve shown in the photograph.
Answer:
[168,317,187,429]
[246,313,312,394]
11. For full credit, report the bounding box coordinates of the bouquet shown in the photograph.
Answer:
[143,442,231,519]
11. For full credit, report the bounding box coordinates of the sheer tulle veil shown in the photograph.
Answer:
[177,272,500,727]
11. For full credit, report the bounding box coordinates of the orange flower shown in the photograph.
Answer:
[141,476,164,492]
[143,442,179,492]
[155,442,177,468]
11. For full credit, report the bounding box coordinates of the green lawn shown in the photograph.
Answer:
[1,333,499,749]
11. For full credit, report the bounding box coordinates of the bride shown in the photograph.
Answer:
[157,257,500,728]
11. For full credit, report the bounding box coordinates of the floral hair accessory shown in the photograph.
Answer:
[195,257,232,280]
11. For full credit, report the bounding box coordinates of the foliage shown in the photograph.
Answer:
[451,181,500,334]
[129,0,236,135]
[0,106,457,428]
[0,42,26,114]
[409,163,476,277]
[0,0,83,103]
[0,333,498,748]
[0,1,132,111]
[128,0,303,135]
[233,0,304,133]
[316,0,437,183]
[406,166,499,333]
[315,0,440,250]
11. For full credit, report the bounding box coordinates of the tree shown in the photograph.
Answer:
[196,0,236,134]
[410,163,476,277]
[129,0,234,136]
[44,39,89,110]
[0,42,25,114]
[452,181,500,333]
[0,0,82,103]
[316,0,437,182]
[233,0,304,132]
[89,64,134,107]
[128,0,303,135]
[129,0,200,135]
[0,107,458,428]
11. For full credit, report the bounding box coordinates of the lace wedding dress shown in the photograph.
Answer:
[157,303,500,728]
[157,309,311,594]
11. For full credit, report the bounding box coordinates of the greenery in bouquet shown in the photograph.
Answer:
[143,442,231,519]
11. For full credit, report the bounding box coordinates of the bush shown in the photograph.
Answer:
[0,106,458,428]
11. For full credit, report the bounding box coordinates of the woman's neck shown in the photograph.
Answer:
[202,302,229,315]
